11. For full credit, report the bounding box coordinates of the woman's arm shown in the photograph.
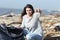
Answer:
[20,17,25,29]
[26,12,40,28]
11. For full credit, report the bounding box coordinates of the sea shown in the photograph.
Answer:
[0,8,54,16]
[0,8,22,16]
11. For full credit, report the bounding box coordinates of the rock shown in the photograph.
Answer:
[0,13,60,37]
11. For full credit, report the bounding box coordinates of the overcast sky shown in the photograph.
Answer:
[0,0,60,10]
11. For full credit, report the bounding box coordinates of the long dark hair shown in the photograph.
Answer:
[21,4,34,18]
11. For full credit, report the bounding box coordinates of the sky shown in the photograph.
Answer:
[0,0,60,10]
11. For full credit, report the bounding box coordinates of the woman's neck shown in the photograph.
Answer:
[26,15,32,18]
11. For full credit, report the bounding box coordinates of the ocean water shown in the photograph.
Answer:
[0,8,22,16]
[0,8,59,16]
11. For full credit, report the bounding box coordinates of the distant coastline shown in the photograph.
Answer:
[0,8,22,16]
[0,8,60,16]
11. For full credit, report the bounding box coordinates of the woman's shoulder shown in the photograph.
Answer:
[23,15,27,18]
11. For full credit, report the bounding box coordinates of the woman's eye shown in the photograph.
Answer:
[26,10,31,11]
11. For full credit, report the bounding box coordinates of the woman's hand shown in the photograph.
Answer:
[35,8,41,13]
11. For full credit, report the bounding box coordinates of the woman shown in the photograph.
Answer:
[20,4,43,40]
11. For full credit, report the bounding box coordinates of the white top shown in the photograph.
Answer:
[20,12,43,36]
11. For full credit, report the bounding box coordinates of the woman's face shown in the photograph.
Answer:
[26,8,32,16]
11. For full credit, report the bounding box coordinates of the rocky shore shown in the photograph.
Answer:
[0,13,60,39]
